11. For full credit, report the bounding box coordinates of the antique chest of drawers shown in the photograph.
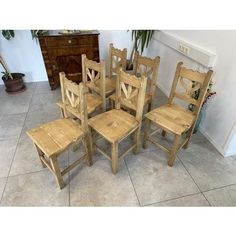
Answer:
[38,31,100,90]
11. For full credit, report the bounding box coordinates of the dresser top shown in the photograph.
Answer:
[39,30,99,37]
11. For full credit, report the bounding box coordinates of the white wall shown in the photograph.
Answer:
[144,30,236,157]
[0,30,133,84]
[0,30,48,83]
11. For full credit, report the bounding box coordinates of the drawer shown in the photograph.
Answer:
[45,35,96,48]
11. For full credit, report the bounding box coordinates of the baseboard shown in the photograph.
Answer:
[24,77,47,83]
[156,81,169,97]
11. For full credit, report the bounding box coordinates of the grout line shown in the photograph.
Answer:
[177,153,212,206]
[143,192,205,207]
[0,87,35,203]
[202,182,236,194]
[4,168,48,179]
[124,158,141,207]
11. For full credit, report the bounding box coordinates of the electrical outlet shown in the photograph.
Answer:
[179,44,189,55]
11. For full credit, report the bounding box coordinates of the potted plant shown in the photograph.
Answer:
[0,55,26,93]
[0,30,48,93]
[189,79,216,133]
[127,30,154,70]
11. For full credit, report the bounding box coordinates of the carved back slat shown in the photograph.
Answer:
[82,54,106,111]
[115,70,147,122]
[109,43,127,78]
[133,52,160,98]
[168,62,213,116]
[59,72,88,131]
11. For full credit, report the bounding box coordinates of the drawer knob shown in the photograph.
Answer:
[68,40,72,44]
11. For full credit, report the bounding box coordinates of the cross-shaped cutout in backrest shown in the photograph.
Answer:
[81,54,106,111]
[115,69,147,122]
[59,72,88,129]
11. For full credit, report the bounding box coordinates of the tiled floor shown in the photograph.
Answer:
[0,81,236,206]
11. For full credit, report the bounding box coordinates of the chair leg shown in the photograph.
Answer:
[83,135,92,167]
[183,127,194,149]
[147,101,152,112]
[111,142,119,174]
[88,127,96,156]
[143,118,151,149]
[167,135,181,167]
[35,145,46,168]
[50,157,65,189]
[162,130,166,137]
[133,127,141,154]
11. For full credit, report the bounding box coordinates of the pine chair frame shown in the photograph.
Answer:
[109,43,127,79]
[133,51,160,111]
[109,52,160,112]
[144,62,213,166]
[27,80,92,189]
[89,70,147,173]
[82,54,106,112]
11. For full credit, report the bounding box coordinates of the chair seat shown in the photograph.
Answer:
[27,118,84,158]
[57,93,102,118]
[109,92,151,106]
[88,109,139,143]
[145,104,195,135]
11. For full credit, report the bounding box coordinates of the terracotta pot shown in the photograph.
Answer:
[2,73,26,93]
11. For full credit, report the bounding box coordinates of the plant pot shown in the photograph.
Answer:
[2,73,26,94]
[193,107,205,134]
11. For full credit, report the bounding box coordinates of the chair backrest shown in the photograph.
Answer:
[168,62,213,116]
[115,69,147,122]
[109,43,127,78]
[133,52,160,98]
[81,54,106,111]
[59,72,88,132]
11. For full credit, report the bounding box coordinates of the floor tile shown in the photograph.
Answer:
[70,159,139,206]
[178,142,236,192]
[150,193,209,206]
[34,81,57,94]
[1,170,69,206]
[9,136,68,176]
[125,149,199,206]
[0,178,7,201]
[0,93,32,115]
[0,139,18,178]
[0,113,26,140]
[204,184,236,206]
[28,90,61,114]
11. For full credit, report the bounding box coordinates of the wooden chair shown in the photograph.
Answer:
[27,81,92,189]
[104,43,127,96]
[143,62,213,166]
[81,54,106,112]
[58,55,106,119]
[88,69,147,173]
[109,51,160,112]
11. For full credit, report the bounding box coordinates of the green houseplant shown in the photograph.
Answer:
[127,30,154,70]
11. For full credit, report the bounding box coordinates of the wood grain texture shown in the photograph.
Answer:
[144,62,213,166]
[27,81,92,189]
[89,70,147,173]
